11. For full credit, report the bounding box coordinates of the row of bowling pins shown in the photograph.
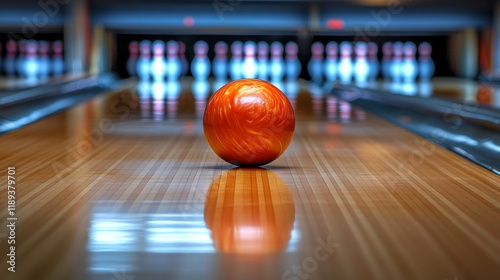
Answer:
[211,41,301,82]
[308,41,379,85]
[128,40,301,83]
[381,41,435,83]
[130,40,189,82]
[309,41,435,86]
[0,40,65,80]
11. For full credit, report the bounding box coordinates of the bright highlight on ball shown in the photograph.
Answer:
[203,79,295,167]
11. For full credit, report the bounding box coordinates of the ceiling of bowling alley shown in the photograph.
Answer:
[0,0,495,34]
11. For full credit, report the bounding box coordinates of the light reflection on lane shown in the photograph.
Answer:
[87,168,300,274]
[204,168,298,254]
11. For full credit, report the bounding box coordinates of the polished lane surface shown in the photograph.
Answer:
[0,79,499,280]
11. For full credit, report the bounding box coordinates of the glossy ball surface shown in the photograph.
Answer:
[203,79,295,167]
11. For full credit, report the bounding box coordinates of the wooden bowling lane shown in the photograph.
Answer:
[0,79,499,280]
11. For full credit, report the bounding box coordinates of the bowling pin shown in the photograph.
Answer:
[285,41,301,81]
[38,40,50,80]
[166,40,181,82]
[229,41,243,80]
[308,42,324,84]
[191,40,211,81]
[338,41,353,84]
[390,41,404,84]
[23,40,39,82]
[242,41,258,79]
[269,42,285,89]
[178,41,189,77]
[126,41,139,77]
[401,42,418,84]
[418,42,435,82]
[257,41,269,81]
[4,40,17,77]
[136,40,152,81]
[212,41,228,82]
[367,42,379,82]
[381,42,392,82]
[16,40,26,78]
[353,42,370,85]
[323,41,337,84]
[150,40,167,82]
[51,40,64,76]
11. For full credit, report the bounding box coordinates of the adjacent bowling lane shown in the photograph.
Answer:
[0,78,499,280]
[358,77,500,109]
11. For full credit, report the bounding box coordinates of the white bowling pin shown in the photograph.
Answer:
[136,40,152,81]
[23,40,39,82]
[126,41,139,77]
[418,42,435,82]
[191,40,211,81]
[353,42,370,85]
[166,40,181,81]
[229,41,243,80]
[381,42,392,82]
[242,41,258,79]
[338,41,353,84]
[257,41,269,81]
[391,41,404,84]
[269,42,285,83]
[212,41,228,81]
[150,40,167,82]
[402,41,418,84]
[4,40,17,77]
[308,42,324,84]
[285,41,301,81]
[367,42,379,82]
[324,41,337,84]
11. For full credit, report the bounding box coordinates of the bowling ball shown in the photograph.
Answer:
[203,79,295,167]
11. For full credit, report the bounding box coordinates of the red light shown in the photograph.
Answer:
[183,16,195,27]
[327,19,344,29]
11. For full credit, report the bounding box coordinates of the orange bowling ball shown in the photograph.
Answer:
[203,79,295,167]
